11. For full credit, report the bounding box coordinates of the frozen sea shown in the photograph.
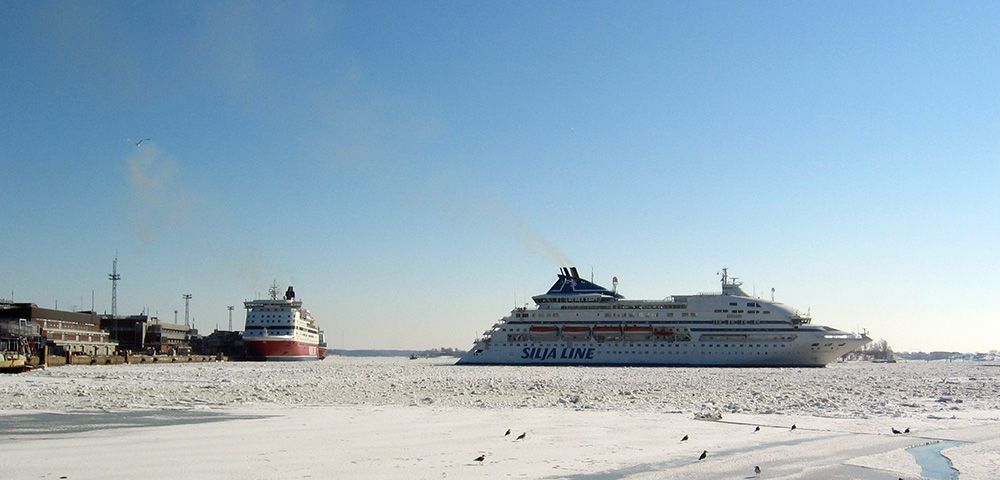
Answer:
[1,357,998,479]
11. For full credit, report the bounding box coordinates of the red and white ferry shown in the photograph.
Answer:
[244,284,327,361]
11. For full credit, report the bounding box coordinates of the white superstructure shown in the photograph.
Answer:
[457,267,870,367]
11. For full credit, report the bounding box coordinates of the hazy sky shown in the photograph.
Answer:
[2,1,998,352]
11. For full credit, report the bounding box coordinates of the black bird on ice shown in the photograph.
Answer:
[891,428,902,435]
[516,432,526,441]
[904,427,910,433]
[790,424,797,431]
[474,454,485,463]
[754,426,761,432]
[504,429,511,436]
[754,465,762,476]
[681,434,688,442]
[698,450,707,461]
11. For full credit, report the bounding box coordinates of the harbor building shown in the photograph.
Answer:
[0,302,116,356]
[192,329,245,359]
[145,322,194,354]
[100,314,155,352]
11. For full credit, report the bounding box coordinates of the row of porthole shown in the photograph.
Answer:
[498,342,789,348]
[512,350,773,356]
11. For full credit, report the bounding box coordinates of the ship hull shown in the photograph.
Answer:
[245,339,327,361]
[456,334,869,368]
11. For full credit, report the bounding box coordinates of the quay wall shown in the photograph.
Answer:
[27,354,225,368]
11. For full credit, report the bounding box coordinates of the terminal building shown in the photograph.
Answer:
[0,302,116,356]
[100,314,152,352]
[100,314,198,354]
[145,322,195,354]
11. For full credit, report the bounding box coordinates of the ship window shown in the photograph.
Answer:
[729,302,737,306]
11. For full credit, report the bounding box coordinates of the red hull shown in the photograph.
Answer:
[245,339,327,361]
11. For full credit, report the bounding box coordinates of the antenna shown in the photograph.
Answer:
[108,254,121,317]
[174,310,178,323]
[771,287,775,302]
[227,305,235,331]
[182,294,192,327]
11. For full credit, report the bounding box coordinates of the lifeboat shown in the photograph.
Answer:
[623,325,653,339]
[653,328,675,337]
[624,325,653,333]
[592,325,622,340]
[561,326,591,338]
[529,325,559,340]
[529,325,558,333]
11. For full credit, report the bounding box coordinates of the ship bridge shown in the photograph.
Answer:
[532,267,624,305]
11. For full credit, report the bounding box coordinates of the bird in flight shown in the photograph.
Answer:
[125,138,151,147]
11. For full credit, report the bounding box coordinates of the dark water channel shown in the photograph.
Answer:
[0,409,268,436]
[906,440,963,480]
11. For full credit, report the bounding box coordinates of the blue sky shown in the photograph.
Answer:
[2,1,998,352]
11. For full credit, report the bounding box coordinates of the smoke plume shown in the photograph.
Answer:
[125,143,192,244]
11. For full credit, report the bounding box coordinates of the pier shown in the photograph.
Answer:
[26,353,224,368]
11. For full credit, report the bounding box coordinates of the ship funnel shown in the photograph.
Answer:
[570,267,580,279]
[561,267,571,277]
[285,286,295,300]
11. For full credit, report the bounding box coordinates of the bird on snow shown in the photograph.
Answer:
[681,434,688,442]
[516,432,526,441]
[698,450,707,461]
[504,429,511,436]
[754,465,762,476]
[790,424,796,431]
[891,428,902,435]
[474,454,485,463]
[754,426,761,432]
[904,427,910,434]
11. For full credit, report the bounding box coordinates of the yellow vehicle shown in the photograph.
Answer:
[0,351,28,373]
[1,336,31,373]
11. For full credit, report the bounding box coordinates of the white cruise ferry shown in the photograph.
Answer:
[243,285,326,361]
[457,267,869,367]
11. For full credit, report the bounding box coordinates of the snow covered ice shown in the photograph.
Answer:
[1,357,998,479]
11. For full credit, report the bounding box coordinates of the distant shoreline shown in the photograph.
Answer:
[329,349,462,358]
